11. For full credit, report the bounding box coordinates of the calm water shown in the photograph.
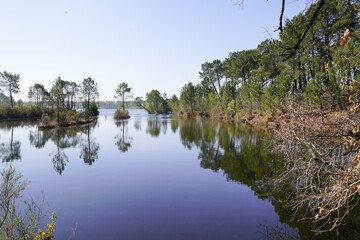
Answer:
[0,109,298,239]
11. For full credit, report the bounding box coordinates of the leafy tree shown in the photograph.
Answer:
[81,77,99,113]
[145,90,170,114]
[64,81,78,110]
[28,83,48,107]
[0,71,20,108]
[180,83,196,113]
[115,82,133,111]
[169,94,179,112]
[199,60,224,96]
[220,81,237,110]
[263,73,291,112]
[50,77,67,123]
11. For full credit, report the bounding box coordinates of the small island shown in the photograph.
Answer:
[38,111,95,129]
[36,77,100,128]
[113,82,132,119]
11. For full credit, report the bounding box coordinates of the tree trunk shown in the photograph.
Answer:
[122,94,125,111]
[9,85,13,108]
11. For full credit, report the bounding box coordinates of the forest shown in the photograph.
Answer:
[168,0,360,121]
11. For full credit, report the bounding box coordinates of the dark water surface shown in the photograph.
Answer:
[0,109,292,239]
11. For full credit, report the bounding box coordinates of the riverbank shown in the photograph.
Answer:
[0,105,55,120]
[176,106,350,138]
[176,110,272,127]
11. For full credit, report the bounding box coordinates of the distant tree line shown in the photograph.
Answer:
[0,73,101,120]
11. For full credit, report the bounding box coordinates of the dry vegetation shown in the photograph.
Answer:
[114,109,130,120]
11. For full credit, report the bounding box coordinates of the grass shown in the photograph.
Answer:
[0,105,55,120]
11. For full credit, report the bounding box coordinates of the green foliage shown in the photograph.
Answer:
[220,81,237,110]
[0,71,20,108]
[35,212,56,240]
[0,106,54,120]
[0,166,55,239]
[81,77,99,112]
[144,90,170,114]
[169,94,179,113]
[304,74,326,108]
[41,114,51,125]
[199,60,224,96]
[263,73,291,111]
[180,83,196,113]
[28,84,49,107]
[172,0,360,116]
[115,82,133,111]
[227,99,236,114]
[89,101,99,116]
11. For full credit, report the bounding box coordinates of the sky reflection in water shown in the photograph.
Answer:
[0,109,289,240]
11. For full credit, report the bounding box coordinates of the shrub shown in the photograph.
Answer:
[41,114,51,125]
[227,99,236,115]
[66,110,79,122]
[56,111,67,124]
[0,166,56,239]
[114,109,130,119]
[89,101,99,116]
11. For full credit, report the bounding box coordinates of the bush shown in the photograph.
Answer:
[41,113,51,125]
[66,110,79,122]
[0,166,56,239]
[0,105,55,120]
[114,109,130,119]
[89,101,99,116]
[57,111,67,124]
[227,99,236,115]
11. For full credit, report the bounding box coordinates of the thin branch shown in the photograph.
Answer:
[282,0,325,62]
[275,0,286,32]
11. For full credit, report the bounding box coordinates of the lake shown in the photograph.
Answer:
[0,109,318,239]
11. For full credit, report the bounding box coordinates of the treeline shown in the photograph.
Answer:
[165,0,360,118]
[97,101,140,109]
[0,73,100,120]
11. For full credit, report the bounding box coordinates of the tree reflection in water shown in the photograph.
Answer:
[80,122,100,165]
[146,118,161,137]
[30,121,99,174]
[179,119,273,186]
[114,121,132,152]
[0,126,21,162]
[145,118,171,137]
[50,127,80,174]
[177,119,360,239]
[0,121,38,162]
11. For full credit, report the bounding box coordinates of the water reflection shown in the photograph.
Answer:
[145,118,170,137]
[0,127,21,162]
[146,119,161,137]
[114,121,132,152]
[175,119,360,239]
[133,120,141,131]
[0,121,37,162]
[170,119,179,133]
[80,123,100,165]
[3,114,360,239]
[178,119,274,187]
[50,127,81,174]
[29,128,52,148]
[30,121,100,174]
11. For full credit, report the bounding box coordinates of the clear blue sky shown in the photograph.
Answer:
[0,0,307,101]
